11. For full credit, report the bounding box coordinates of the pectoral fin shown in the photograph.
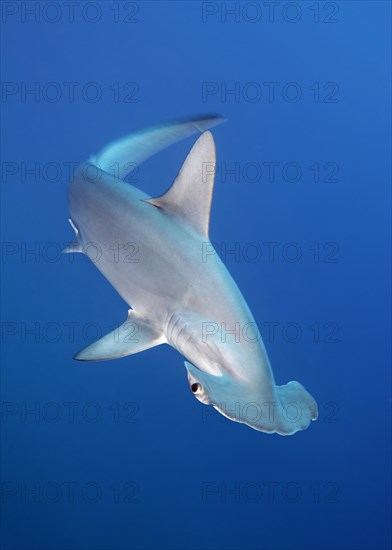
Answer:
[74,310,166,361]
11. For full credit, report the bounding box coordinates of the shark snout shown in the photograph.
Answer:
[184,361,317,435]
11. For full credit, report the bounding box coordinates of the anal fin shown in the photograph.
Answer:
[74,310,166,361]
[63,240,83,254]
[63,218,83,254]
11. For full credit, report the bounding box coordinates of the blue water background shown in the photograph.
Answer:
[1,2,391,549]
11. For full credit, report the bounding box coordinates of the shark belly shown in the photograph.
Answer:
[69,166,200,324]
[164,251,277,392]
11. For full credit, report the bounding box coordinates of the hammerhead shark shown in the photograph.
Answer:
[65,115,317,435]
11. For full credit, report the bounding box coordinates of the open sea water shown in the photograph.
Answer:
[1,2,391,549]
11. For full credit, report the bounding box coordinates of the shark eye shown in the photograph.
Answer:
[191,383,202,393]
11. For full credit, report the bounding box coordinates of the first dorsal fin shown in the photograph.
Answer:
[145,131,216,238]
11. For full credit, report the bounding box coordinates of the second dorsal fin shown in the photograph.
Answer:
[145,131,216,238]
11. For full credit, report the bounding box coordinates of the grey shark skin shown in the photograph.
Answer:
[66,116,318,435]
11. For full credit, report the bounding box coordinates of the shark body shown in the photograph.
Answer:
[66,116,317,435]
